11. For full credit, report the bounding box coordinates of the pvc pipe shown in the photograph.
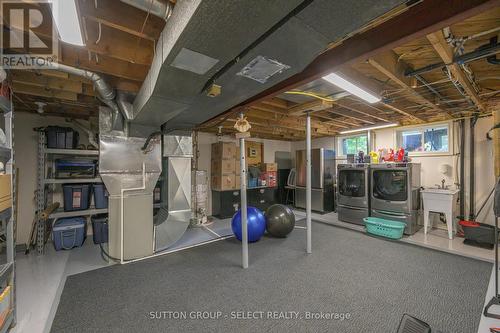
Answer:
[306,113,312,254]
[240,138,248,268]
[120,163,146,264]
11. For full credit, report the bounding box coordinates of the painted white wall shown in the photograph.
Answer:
[298,117,495,225]
[14,112,90,246]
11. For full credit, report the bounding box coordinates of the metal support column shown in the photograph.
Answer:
[240,137,248,268]
[36,131,46,254]
[306,112,312,254]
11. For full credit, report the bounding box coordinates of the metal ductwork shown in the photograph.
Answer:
[127,0,409,131]
[48,62,125,130]
[120,0,173,20]
[99,108,161,261]
[154,135,193,252]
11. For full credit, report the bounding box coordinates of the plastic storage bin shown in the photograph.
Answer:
[248,178,258,188]
[45,126,79,149]
[63,184,91,211]
[459,220,495,249]
[364,217,406,240]
[91,214,108,244]
[53,217,86,250]
[93,184,109,209]
[55,159,97,179]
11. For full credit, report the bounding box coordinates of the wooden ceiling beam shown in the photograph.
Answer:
[61,44,149,82]
[324,107,376,124]
[246,109,340,132]
[426,30,486,111]
[288,99,334,116]
[12,83,78,101]
[367,50,450,116]
[82,20,155,65]
[11,71,85,95]
[260,97,290,109]
[78,0,165,42]
[250,103,288,115]
[335,100,391,123]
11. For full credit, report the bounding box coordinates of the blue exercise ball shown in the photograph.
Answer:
[231,206,266,242]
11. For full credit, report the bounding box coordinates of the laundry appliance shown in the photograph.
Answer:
[370,163,422,235]
[337,163,370,225]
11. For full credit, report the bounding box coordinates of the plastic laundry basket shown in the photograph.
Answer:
[364,217,406,240]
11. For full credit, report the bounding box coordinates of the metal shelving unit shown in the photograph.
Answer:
[36,132,107,254]
[49,208,108,219]
[44,178,102,184]
[0,92,16,331]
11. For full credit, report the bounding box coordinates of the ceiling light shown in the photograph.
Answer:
[339,123,398,134]
[50,0,84,46]
[322,73,381,103]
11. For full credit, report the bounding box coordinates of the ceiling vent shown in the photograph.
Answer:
[170,48,219,75]
[237,55,290,84]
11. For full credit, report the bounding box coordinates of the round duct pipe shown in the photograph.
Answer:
[120,0,173,20]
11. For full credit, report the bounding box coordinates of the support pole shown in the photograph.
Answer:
[240,137,248,268]
[306,112,312,254]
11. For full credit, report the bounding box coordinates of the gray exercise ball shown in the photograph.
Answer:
[265,204,295,238]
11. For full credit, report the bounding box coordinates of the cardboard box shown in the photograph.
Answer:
[261,171,277,187]
[212,142,237,160]
[211,173,236,191]
[211,159,235,175]
[261,163,278,172]
[0,175,11,212]
[235,175,241,189]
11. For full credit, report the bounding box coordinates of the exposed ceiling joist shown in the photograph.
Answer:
[325,107,375,125]
[78,0,165,41]
[336,67,426,122]
[82,21,155,65]
[288,99,333,116]
[426,30,486,112]
[12,83,79,101]
[367,50,450,116]
[11,71,86,95]
[61,45,149,82]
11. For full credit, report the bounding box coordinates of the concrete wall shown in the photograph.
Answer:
[14,112,90,246]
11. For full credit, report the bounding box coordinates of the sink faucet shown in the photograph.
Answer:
[434,179,448,189]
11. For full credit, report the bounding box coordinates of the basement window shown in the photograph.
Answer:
[396,124,449,153]
[338,134,368,156]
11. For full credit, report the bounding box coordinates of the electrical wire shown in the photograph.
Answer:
[284,90,337,102]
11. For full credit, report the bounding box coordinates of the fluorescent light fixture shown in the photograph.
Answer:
[340,123,398,134]
[322,73,381,103]
[50,0,84,46]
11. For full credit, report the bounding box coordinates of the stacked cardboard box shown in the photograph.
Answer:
[260,163,278,187]
[0,175,11,212]
[211,142,237,190]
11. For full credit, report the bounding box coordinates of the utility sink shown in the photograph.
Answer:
[421,188,460,195]
[421,187,460,239]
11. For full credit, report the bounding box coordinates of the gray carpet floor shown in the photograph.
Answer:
[51,222,492,333]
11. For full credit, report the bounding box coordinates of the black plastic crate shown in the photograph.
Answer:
[91,214,108,244]
[45,126,79,149]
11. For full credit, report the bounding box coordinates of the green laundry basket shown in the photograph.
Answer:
[363,217,406,240]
